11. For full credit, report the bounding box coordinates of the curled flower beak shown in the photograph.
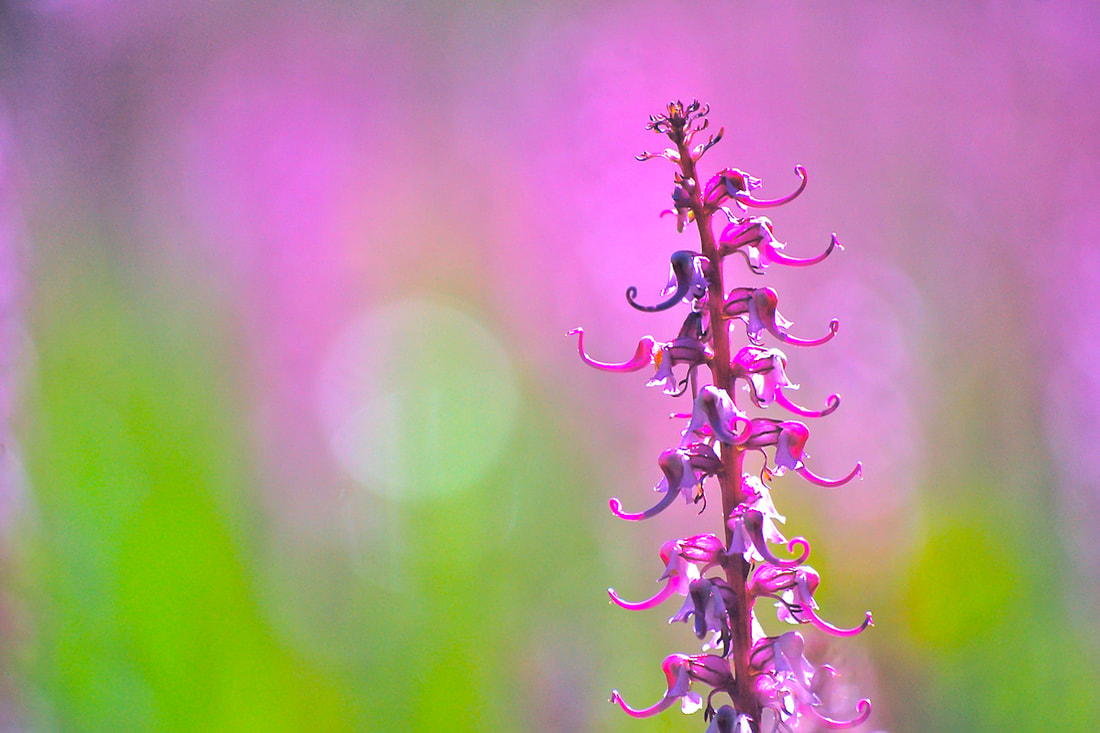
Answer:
[796,461,863,488]
[790,569,874,637]
[569,328,657,372]
[724,287,839,347]
[608,534,723,611]
[718,217,840,274]
[754,566,873,637]
[609,445,721,521]
[775,389,841,419]
[627,250,709,312]
[733,165,807,209]
[745,419,862,487]
[804,699,873,730]
[608,578,678,611]
[731,346,840,417]
[729,508,811,567]
[610,653,730,718]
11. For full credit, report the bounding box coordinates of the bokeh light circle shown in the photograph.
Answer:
[316,297,519,500]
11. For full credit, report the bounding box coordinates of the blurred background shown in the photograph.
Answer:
[1,1,1099,730]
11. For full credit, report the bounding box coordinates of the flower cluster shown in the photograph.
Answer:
[571,101,872,732]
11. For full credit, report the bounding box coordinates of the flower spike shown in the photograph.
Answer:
[627,250,708,312]
[576,103,874,732]
[568,328,656,372]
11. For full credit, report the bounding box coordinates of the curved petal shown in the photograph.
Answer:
[801,605,874,637]
[734,165,808,208]
[796,461,862,488]
[627,251,699,312]
[766,232,842,267]
[744,510,811,567]
[774,389,841,418]
[568,328,656,372]
[769,317,840,348]
[804,699,872,730]
[609,489,678,521]
[608,580,677,611]
[609,690,677,719]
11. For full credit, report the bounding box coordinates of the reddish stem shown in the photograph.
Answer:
[673,130,763,728]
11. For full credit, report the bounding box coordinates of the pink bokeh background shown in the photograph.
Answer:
[2,1,1099,730]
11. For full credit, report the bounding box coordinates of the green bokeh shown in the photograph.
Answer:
[20,262,352,731]
[15,254,662,731]
[901,495,1100,732]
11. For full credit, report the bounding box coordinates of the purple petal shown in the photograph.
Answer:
[804,699,872,729]
[775,389,841,418]
[569,328,655,372]
[608,580,677,611]
[609,490,678,521]
[795,462,862,488]
[734,165,807,208]
[609,690,676,719]
[766,232,842,268]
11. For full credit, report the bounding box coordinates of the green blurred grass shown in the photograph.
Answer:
[19,262,353,730]
[13,255,664,731]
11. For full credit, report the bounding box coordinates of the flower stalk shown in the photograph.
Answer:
[571,101,872,731]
